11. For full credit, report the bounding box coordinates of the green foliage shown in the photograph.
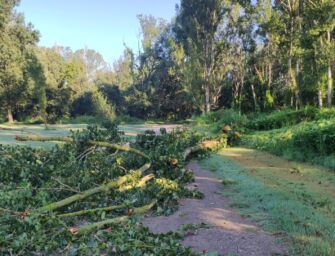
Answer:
[133,128,202,180]
[243,118,335,169]
[0,124,202,254]
[248,107,318,130]
[248,107,335,130]
[61,115,101,125]
[194,109,248,133]
[0,12,39,123]
[91,89,116,122]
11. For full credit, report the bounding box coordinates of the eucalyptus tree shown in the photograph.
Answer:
[112,47,135,91]
[308,0,335,107]
[73,48,108,83]
[175,0,225,113]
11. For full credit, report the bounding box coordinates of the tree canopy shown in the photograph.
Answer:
[0,0,334,122]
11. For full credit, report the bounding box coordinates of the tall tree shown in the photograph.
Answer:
[175,0,225,113]
[0,12,39,123]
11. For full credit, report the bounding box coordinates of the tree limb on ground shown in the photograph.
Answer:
[58,203,127,218]
[58,174,154,218]
[183,145,203,160]
[73,200,156,235]
[35,163,151,213]
[15,135,149,159]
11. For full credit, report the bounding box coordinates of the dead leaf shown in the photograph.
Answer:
[69,227,79,235]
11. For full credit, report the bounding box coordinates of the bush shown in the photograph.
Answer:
[248,107,335,131]
[242,118,335,169]
[91,89,116,121]
[193,109,248,133]
[248,107,317,130]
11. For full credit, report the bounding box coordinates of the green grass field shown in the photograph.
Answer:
[0,123,182,148]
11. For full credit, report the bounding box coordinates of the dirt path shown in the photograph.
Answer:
[143,161,286,256]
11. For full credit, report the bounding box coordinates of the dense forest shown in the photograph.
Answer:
[1,0,334,123]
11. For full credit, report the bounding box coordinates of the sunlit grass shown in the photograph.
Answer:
[0,123,182,148]
[200,151,335,255]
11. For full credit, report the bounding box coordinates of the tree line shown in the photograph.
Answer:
[0,0,334,123]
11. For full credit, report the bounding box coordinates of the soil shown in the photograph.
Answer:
[142,161,287,256]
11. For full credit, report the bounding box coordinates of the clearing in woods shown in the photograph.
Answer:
[1,123,334,255]
[0,123,181,147]
[144,147,335,255]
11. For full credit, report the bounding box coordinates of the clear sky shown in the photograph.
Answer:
[16,0,180,64]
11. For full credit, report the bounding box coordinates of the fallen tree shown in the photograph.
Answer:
[0,126,204,255]
[16,135,149,159]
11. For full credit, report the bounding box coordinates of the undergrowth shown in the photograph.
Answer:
[193,109,248,134]
[247,107,335,131]
[242,118,335,169]
[193,107,335,169]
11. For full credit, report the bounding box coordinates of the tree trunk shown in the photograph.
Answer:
[288,16,294,107]
[205,83,210,113]
[295,60,302,109]
[327,31,333,107]
[318,89,323,108]
[250,84,258,111]
[7,107,14,123]
[267,61,272,90]
[327,64,332,107]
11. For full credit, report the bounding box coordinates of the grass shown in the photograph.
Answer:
[0,124,85,148]
[200,148,335,256]
[0,123,183,148]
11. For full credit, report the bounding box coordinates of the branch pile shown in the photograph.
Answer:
[0,125,204,255]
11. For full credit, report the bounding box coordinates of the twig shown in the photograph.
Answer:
[76,146,96,161]
[51,177,80,193]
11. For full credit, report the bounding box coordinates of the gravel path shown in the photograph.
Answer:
[142,161,287,256]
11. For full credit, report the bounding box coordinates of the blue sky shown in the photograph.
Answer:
[16,0,179,64]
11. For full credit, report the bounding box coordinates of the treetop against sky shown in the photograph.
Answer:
[16,0,179,64]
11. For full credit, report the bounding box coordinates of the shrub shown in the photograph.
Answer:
[242,118,335,169]
[91,89,116,122]
[193,109,248,133]
[247,107,319,130]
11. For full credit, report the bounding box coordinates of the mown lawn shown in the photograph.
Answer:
[200,148,335,256]
[0,123,183,148]
[0,124,86,148]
